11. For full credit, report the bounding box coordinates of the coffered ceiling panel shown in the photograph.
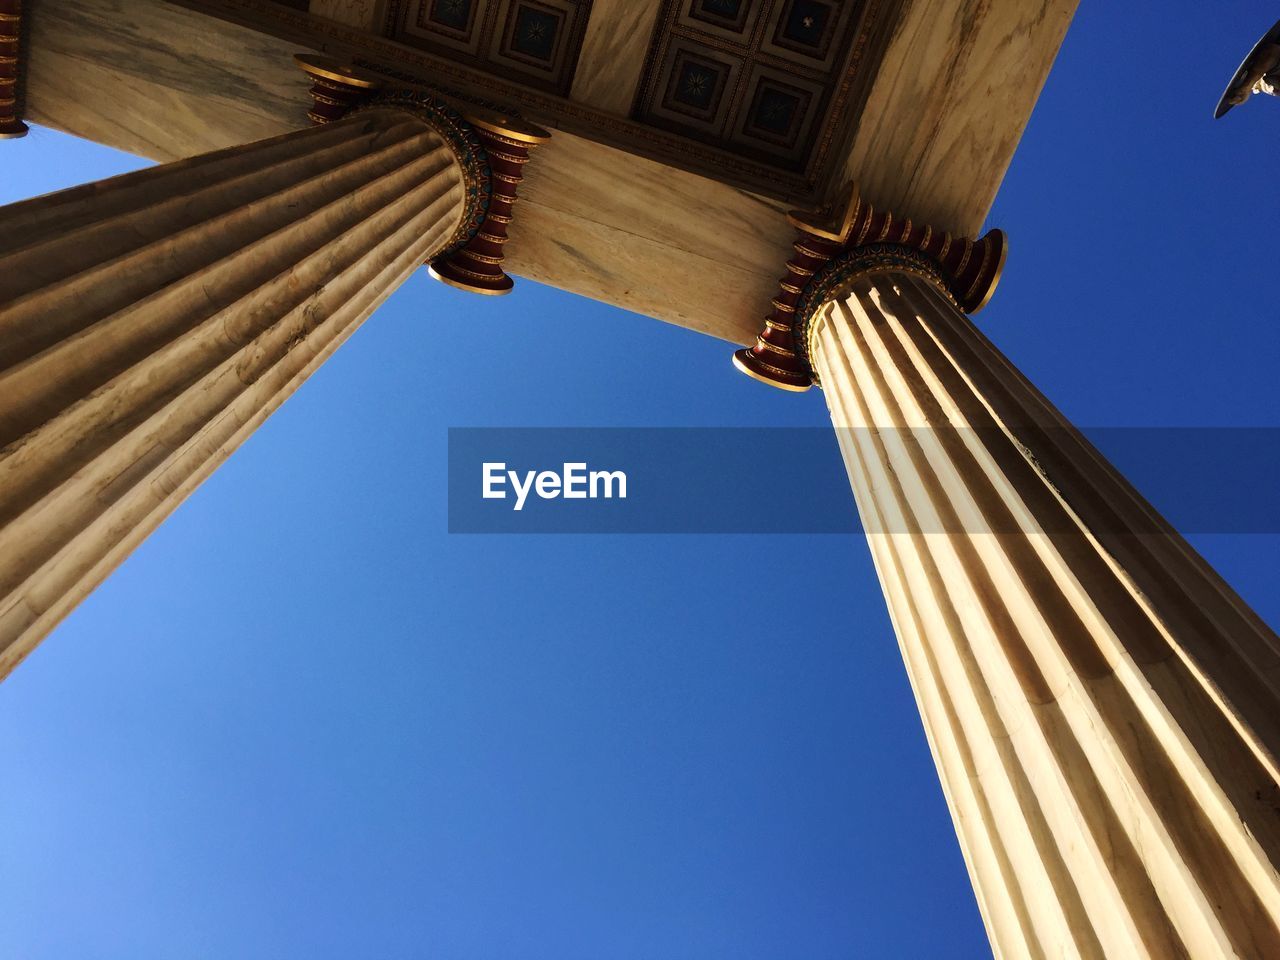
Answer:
[387,0,593,94]
[632,0,868,171]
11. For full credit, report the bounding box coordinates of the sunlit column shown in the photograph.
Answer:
[807,260,1280,959]
[0,103,483,678]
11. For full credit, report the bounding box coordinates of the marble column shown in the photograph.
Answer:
[0,104,480,678]
[807,262,1280,958]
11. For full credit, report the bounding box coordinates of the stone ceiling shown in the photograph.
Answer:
[34,0,1080,344]
[633,0,869,171]
[286,0,893,200]
[388,0,594,96]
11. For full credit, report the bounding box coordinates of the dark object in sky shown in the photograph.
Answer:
[1215,18,1280,118]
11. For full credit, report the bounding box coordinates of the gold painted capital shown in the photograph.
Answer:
[786,180,862,243]
[464,106,551,145]
[288,50,548,296]
[293,53,382,90]
[733,183,1007,394]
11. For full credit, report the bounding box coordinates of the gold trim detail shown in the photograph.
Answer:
[967,229,1007,315]
[756,337,796,357]
[855,208,874,245]
[487,149,530,164]
[465,110,551,144]
[799,248,957,372]
[293,53,381,89]
[428,264,513,296]
[436,261,502,282]
[733,352,812,391]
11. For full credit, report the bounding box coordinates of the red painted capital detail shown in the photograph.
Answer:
[0,0,27,139]
[427,110,549,297]
[294,54,383,125]
[734,184,1007,392]
[291,55,549,296]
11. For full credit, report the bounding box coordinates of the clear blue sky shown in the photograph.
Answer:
[3,2,1280,957]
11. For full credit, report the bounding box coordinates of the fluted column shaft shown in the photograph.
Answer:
[810,270,1280,959]
[0,108,467,678]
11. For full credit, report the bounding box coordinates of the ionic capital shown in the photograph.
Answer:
[293,54,550,295]
[733,184,1006,391]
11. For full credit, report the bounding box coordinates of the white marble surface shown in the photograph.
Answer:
[569,0,662,116]
[309,0,385,31]
[27,0,311,159]
[836,0,1079,237]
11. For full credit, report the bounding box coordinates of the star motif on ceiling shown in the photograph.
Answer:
[684,69,711,99]
[523,19,548,43]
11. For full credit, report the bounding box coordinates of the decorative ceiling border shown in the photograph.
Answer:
[163,0,899,204]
